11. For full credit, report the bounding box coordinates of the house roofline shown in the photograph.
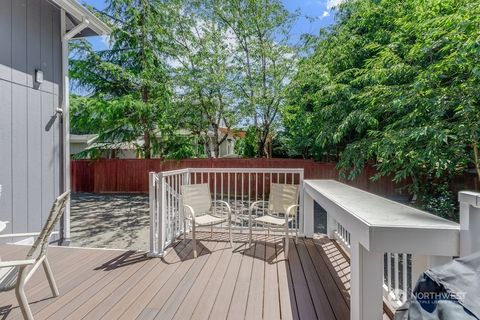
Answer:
[50,0,112,36]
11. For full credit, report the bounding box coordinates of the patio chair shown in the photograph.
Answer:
[0,191,70,320]
[181,184,233,258]
[249,183,299,258]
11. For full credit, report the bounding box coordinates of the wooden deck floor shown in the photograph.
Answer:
[0,232,352,320]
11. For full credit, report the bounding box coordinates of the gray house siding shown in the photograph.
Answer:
[0,0,63,236]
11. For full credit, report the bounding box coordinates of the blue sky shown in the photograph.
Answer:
[82,0,338,50]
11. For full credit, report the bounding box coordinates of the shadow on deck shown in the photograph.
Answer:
[0,231,351,320]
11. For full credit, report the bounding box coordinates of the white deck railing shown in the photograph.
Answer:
[148,168,304,257]
[148,172,480,320]
[303,180,478,320]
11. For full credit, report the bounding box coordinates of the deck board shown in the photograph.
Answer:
[0,232,354,320]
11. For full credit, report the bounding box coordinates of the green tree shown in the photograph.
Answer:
[284,0,480,217]
[170,3,237,158]
[206,0,298,158]
[70,0,180,158]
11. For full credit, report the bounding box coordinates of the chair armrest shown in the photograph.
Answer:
[183,204,196,223]
[249,201,269,212]
[286,204,300,216]
[212,200,232,219]
[286,204,300,223]
[0,231,59,239]
[0,259,35,268]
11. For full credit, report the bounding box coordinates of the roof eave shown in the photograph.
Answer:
[50,0,112,36]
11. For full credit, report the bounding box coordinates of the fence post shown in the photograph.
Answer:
[459,191,480,257]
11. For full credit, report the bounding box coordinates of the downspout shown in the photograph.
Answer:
[60,9,89,245]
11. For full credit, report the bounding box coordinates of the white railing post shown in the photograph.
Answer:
[148,172,158,257]
[181,170,189,235]
[350,238,384,320]
[158,172,166,255]
[411,255,427,288]
[302,186,314,237]
[327,214,336,239]
[459,191,480,257]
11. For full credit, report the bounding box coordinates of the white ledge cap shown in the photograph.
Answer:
[459,191,480,207]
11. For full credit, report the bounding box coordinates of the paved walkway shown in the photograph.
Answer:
[70,193,150,251]
[70,193,328,251]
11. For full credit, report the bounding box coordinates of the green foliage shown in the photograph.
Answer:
[169,2,237,158]
[283,0,480,218]
[234,127,258,158]
[70,0,179,158]
[204,0,299,157]
[417,181,458,221]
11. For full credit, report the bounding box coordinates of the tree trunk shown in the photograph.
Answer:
[143,131,151,159]
[473,141,480,183]
[257,127,270,158]
[212,125,220,158]
[204,137,211,158]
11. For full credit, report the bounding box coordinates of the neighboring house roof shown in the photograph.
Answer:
[219,127,246,139]
[70,134,98,144]
[90,142,138,150]
[50,0,112,37]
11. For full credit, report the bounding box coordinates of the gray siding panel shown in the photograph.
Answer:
[11,0,27,86]
[53,94,60,212]
[27,88,43,231]
[0,80,13,233]
[41,91,56,224]
[11,83,28,232]
[0,0,12,81]
[52,10,62,97]
[40,0,54,93]
[0,0,62,237]
[27,0,42,88]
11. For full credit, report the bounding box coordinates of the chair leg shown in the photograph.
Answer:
[15,284,34,320]
[285,225,290,259]
[229,220,233,248]
[294,216,298,244]
[184,220,187,241]
[249,212,253,247]
[43,257,59,297]
[192,224,197,258]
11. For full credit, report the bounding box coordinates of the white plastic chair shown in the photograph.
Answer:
[181,184,233,258]
[249,183,299,258]
[0,191,70,320]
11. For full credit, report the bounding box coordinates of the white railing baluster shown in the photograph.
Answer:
[387,253,392,294]
[394,253,399,298]
[402,253,408,302]
[149,168,304,255]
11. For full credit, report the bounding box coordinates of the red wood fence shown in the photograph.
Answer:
[71,158,414,197]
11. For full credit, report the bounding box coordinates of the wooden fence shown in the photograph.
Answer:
[71,158,416,198]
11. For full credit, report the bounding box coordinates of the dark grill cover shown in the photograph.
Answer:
[395,252,480,320]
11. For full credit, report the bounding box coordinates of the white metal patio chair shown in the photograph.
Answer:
[0,191,70,320]
[181,184,233,258]
[249,183,299,258]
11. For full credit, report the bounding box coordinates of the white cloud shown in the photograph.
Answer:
[326,0,346,10]
[100,35,111,48]
[320,10,330,18]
